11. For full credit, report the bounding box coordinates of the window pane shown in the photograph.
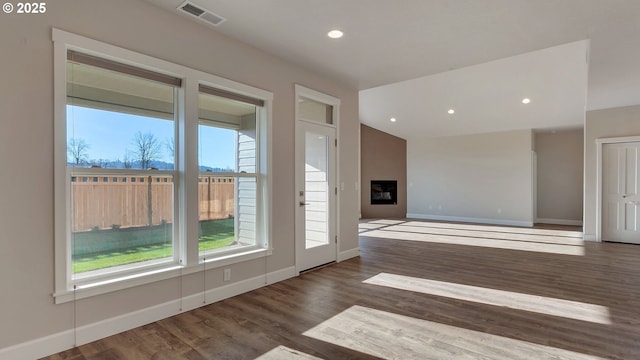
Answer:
[197,175,257,254]
[236,176,257,246]
[198,92,256,172]
[198,90,259,255]
[66,53,177,274]
[67,58,175,169]
[299,96,333,124]
[198,125,236,171]
[198,175,236,252]
[71,175,174,273]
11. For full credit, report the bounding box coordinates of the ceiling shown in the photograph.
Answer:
[147,0,640,138]
[361,40,589,139]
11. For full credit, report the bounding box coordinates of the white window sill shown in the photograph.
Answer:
[53,248,272,304]
[200,247,272,269]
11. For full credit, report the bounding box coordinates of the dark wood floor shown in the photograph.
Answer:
[44,219,640,359]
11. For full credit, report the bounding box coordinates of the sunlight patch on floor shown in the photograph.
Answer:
[367,219,407,224]
[364,273,611,325]
[358,222,390,232]
[359,219,408,233]
[254,345,322,360]
[385,223,585,246]
[304,305,605,360]
[362,229,585,255]
[401,220,583,238]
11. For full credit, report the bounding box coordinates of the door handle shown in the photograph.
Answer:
[299,201,309,206]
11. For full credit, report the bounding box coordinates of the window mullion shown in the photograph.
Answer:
[181,78,201,268]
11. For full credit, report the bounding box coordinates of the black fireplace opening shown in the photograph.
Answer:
[371,180,397,205]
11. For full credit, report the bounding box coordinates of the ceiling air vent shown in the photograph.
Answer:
[178,1,226,27]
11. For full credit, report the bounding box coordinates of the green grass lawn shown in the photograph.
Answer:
[73,219,235,273]
[198,218,235,252]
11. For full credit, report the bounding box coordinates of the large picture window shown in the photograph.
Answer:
[53,29,272,302]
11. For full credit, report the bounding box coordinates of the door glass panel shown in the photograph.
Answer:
[305,131,329,249]
[299,97,333,124]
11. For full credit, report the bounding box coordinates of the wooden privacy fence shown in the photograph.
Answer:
[71,175,234,232]
[198,176,235,221]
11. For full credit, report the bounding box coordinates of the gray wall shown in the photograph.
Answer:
[407,129,534,226]
[584,104,640,240]
[535,129,584,224]
[0,0,359,352]
[360,124,407,218]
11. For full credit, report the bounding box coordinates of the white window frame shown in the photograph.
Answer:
[53,29,272,303]
[197,85,266,261]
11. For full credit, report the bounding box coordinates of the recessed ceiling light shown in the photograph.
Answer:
[448,109,455,115]
[522,98,531,104]
[390,117,397,122]
[327,30,344,39]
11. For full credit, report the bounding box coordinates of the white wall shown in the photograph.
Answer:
[407,129,534,226]
[0,0,359,357]
[535,129,584,225]
[584,105,640,240]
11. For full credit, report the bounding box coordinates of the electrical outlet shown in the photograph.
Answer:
[223,268,231,281]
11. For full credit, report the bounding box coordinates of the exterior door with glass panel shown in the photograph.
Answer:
[602,142,640,244]
[296,120,337,272]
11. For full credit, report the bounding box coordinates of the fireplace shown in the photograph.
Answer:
[371,180,397,205]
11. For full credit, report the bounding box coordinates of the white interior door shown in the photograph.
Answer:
[295,120,337,272]
[602,142,640,243]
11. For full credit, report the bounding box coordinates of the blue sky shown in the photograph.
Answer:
[67,105,236,169]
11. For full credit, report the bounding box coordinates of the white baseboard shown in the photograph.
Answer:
[0,266,297,360]
[0,329,76,360]
[583,234,598,242]
[76,297,182,346]
[338,247,360,262]
[535,218,583,226]
[407,213,534,228]
[204,266,297,304]
[268,266,298,284]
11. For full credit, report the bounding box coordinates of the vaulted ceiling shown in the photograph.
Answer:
[147,0,640,138]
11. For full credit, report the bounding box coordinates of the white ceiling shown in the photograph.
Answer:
[147,0,640,138]
[361,40,589,139]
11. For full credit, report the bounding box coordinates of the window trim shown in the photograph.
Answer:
[53,28,273,303]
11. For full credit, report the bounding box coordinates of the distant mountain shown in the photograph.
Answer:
[68,160,232,172]
[199,166,233,172]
